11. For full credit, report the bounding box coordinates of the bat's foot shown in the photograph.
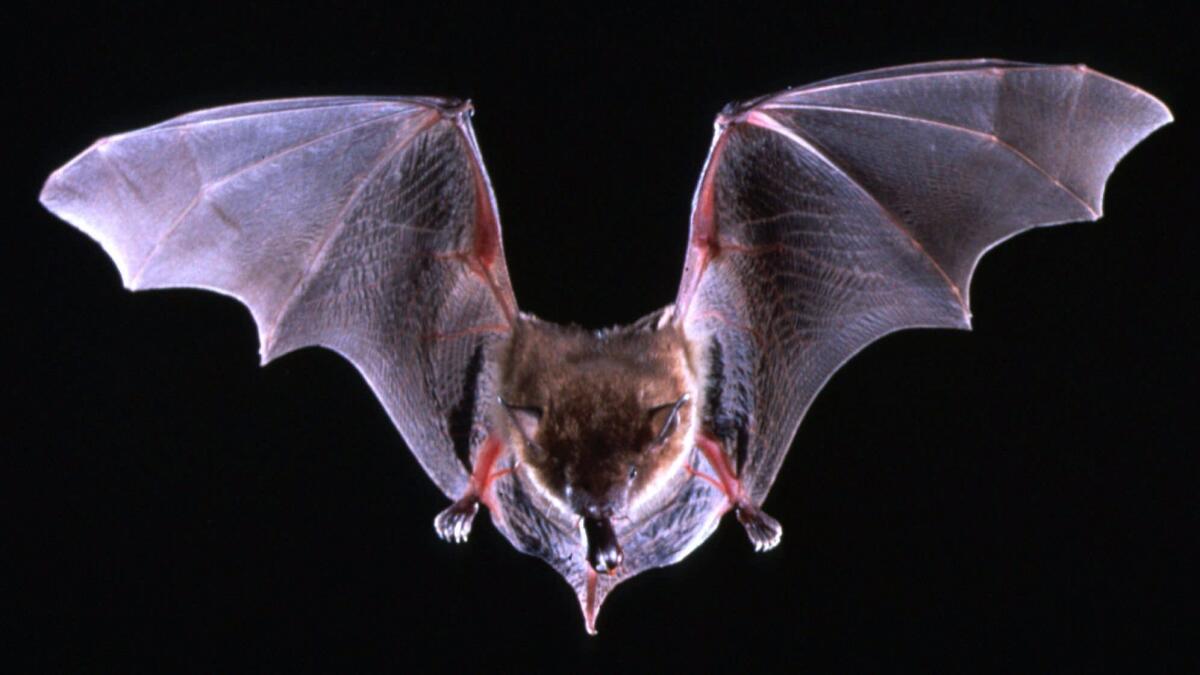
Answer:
[692,433,784,552]
[736,504,782,552]
[434,496,479,543]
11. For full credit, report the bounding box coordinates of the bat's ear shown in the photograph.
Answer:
[500,398,544,458]
[499,398,542,441]
[649,393,690,446]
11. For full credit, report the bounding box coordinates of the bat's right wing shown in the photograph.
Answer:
[41,97,517,501]
[675,60,1171,527]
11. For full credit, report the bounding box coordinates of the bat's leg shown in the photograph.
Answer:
[694,433,782,552]
[434,433,510,544]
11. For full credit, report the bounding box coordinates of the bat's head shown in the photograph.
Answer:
[499,315,698,573]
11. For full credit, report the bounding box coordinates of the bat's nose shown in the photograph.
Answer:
[568,470,633,516]
[580,502,611,519]
[567,482,627,520]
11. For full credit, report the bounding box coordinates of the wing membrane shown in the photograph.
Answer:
[677,61,1171,503]
[42,97,517,497]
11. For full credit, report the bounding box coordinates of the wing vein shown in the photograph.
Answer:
[152,99,417,132]
[127,129,202,287]
[743,111,968,317]
[786,63,1072,99]
[200,108,411,194]
[764,102,1097,218]
[128,110,413,287]
[260,111,443,355]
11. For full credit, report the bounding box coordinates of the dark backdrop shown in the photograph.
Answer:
[10,2,1195,671]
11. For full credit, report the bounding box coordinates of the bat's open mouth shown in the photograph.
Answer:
[582,515,623,573]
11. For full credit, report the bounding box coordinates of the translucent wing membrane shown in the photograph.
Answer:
[41,65,1171,633]
[677,61,1171,503]
[42,97,517,497]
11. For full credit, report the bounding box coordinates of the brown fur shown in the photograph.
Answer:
[497,312,697,518]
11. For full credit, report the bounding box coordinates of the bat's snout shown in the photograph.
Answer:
[567,483,629,574]
[564,458,635,509]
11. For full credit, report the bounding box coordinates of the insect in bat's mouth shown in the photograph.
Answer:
[582,513,622,574]
[570,480,635,574]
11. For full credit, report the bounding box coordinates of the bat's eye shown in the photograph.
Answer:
[648,393,690,447]
[628,466,638,481]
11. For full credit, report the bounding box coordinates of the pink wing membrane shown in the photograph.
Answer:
[678,61,1171,504]
[41,97,517,498]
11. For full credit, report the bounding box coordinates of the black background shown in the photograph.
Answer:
[10,2,1196,671]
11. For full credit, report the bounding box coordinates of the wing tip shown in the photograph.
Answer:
[41,173,143,289]
[1079,66,1174,131]
[1086,76,1174,221]
[1149,97,1174,129]
[38,138,99,210]
[39,170,61,208]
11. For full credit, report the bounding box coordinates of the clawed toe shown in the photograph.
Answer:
[434,498,479,543]
[736,505,782,552]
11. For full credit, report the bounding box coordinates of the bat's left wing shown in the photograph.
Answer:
[675,60,1171,538]
[41,97,517,504]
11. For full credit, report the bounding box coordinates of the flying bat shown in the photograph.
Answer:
[40,59,1171,633]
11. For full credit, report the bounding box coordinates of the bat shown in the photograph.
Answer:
[40,59,1170,634]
